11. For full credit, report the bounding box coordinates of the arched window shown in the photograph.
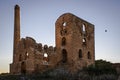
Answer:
[82,24,86,35]
[82,24,86,32]
[63,22,67,27]
[88,51,91,59]
[62,49,67,63]
[19,54,22,61]
[43,53,49,62]
[62,37,66,46]
[44,53,48,57]
[79,49,82,58]
[82,38,86,45]
[82,24,85,31]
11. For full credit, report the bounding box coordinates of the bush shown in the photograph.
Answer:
[83,60,117,76]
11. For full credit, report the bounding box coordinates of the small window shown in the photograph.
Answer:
[60,29,67,36]
[63,22,67,26]
[44,53,48,57]
[43,53,49,62]
[79,49,82,58]
[82,24,86,32]
[82,38,86,45]
[64,29,67,34]
[82,38,86,42]
[88,51,91,59]
[82,24,86,35]
[62,37,66,46]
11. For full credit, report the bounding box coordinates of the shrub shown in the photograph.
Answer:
[83,60,117,76]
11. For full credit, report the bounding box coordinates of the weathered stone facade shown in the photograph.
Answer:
[10,5,95,74]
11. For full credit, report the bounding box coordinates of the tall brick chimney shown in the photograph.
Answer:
[13,5,20,62]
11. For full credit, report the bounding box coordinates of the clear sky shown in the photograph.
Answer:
[0,0,120,73]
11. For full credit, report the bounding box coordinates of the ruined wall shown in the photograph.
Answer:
[55,13,95,72]
[10,37,57,74]
[10,7,95,74]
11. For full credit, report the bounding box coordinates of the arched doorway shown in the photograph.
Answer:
[62,49,67,63]
[21,62,26,74]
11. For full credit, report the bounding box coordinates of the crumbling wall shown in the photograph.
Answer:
[10,13,95,74]
[55,13,95,72]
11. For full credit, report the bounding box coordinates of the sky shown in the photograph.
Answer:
[0,0,120,73]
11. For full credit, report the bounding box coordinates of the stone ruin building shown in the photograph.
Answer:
[10,5,95,74]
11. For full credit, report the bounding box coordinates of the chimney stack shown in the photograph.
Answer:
[13,5,20,61]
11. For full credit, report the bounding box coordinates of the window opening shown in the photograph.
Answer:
[61,29,67,36]
[79,49,82,58]
[63,22,67,27]
[43,53,49,65]
[43,53,49,62]
[62,49,67,63]
[82,38,86,42]
[21,62,26,74]
[62,37,66,46]
[82,24,86,32]
[88,51,91,59]
[44,53,48,57]
[82,38,86,45]
[82,24,86,35]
